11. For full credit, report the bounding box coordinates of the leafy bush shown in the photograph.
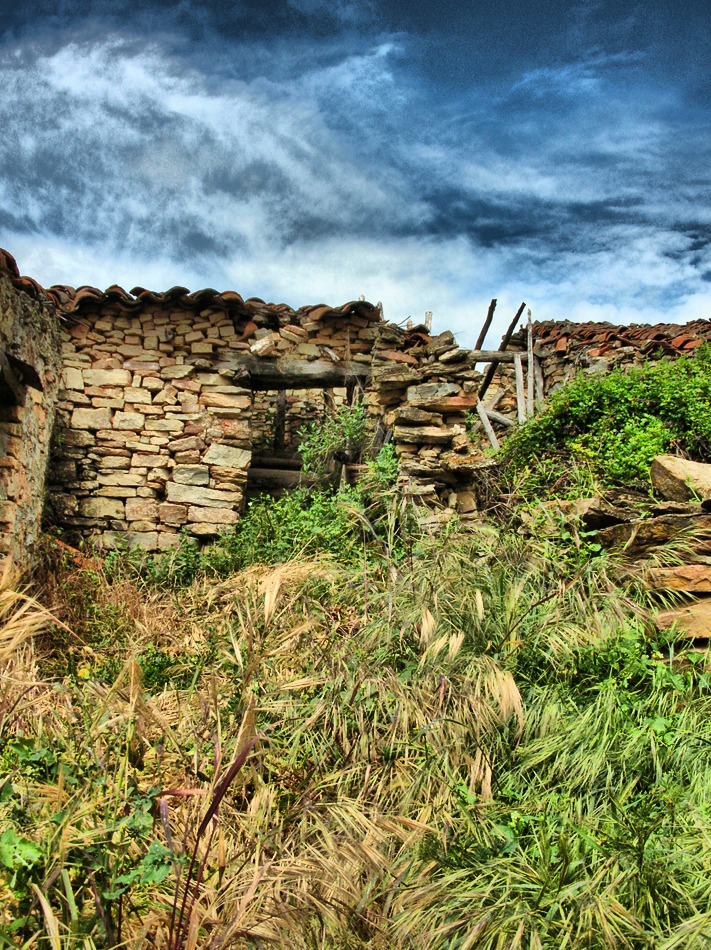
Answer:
[500,346,711,492]
[298,403,370,477]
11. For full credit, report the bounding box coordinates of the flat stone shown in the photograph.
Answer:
[199,392,252,410]
[71,408,112,430]
[125,387,152,404]
[145,418,184,432]
[187,506,239,524]
[188,523,226,537]
[165,482,242,508]
[80,497,125,519]
[393,425,454,445]
[649,564,711,593]
[160,365,195,379]
[113,411,146,430]
[656,599,711,639]
[168,436,204,453]
[173,464,210,486]
[126,498,159,522]
[651,456,711,503]
[202,444,252,469]
[393,407,443,425]
[83,369,131,387]
[62,367,84,390]
[158,502,188,525]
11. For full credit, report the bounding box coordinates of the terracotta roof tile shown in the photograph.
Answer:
[0,247,382,328]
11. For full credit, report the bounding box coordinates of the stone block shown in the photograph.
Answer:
[62,367,84,390]
[80,497,125,519]
[145,418,184,432]
[199,392,251,410]
[113,411,146,430]
[188,522,227,537]
[651,456,711,503]
[160,363,195,379]
[83,369,132,387]
[158,503,188,525]
[393,425,454,445]
[125,387,152,404]
[71,408,112,430]
[126,498,159,522]
[187,506,239,524]
[202,444,251,469]
[165,482,242,508]
[173,464,210,486]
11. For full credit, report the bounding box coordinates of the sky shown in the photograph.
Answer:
[0,0,710,345]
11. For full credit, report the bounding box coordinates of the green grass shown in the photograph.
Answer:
[4,509,711,948]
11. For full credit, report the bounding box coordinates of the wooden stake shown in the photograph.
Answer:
[475,298,497,350]
[534,356,545,409]
[478,302,526,401]
[514,354,526,424]
[476,400,500,450]
[526,308,534,419]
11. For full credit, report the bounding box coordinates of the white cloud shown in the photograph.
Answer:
[0,31,709,349]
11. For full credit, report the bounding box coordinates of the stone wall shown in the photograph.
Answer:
[4,247,711,558]
[0,261,61,569]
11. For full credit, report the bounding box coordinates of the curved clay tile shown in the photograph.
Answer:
[0,248,21,278]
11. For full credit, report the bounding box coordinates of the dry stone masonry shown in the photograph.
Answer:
[2,246,711,566]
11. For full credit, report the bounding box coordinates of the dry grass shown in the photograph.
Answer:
[2,526,711,948]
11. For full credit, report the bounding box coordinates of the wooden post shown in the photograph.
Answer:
[478,302,526,401]
[475,298,497,350]
[425,311,432,331]
[514,354,526,424]
[534,356,545,409]
[476,400,500,450]
[526,308,534,419]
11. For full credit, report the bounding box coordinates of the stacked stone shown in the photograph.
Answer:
[50,304,254,551]
[366,329,483,517]
[0,267,61,569]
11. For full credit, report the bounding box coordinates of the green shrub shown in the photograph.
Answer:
[298,403,370,477]
[500,346,711,493]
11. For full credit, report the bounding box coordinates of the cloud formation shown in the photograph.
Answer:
[0,5,709,346]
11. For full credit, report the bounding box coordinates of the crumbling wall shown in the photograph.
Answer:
[0,263,61,569]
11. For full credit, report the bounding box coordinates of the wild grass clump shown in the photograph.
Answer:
[499,344,711,495]
[3,505,711,947]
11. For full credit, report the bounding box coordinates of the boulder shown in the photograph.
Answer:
[656,599,711,639]
[649,564,711,593]
[651,455,711,503]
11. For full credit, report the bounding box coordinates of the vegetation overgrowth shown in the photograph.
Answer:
[499,345,711,495]
[3,374,711,948]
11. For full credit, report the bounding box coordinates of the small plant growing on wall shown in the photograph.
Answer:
[298,403,370,478]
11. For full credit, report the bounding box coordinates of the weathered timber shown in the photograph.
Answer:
[478,302,527,400]
[476,401,500,450]
[475,298,497,351]
[514,353,526,424]
[230,355,371,390]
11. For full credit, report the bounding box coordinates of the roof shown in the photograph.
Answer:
[526,319,711,358]
[0,247,382,327]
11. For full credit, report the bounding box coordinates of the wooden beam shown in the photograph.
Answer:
[514,353,526,424]
[474,298,497,350]
[526,309,534,419]
[229,356,371,391]
[477,302,526,401]
[476,400,500,450]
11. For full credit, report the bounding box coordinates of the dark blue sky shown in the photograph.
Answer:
[0,0,709,343]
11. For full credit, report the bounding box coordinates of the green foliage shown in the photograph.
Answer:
[298,403,370,476]
[500,346,711,493]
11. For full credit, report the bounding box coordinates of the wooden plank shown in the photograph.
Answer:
[534,355,545,409]
[514,353,526,424]
[476,400,500,450]
[229,356,371,391]
[526,309,534,419]
[485,408,515,428]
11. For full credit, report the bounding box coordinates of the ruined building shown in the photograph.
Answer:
[2,247,711,568]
